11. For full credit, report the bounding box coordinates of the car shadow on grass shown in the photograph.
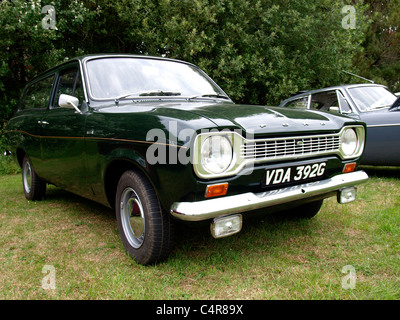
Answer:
[360,165,400,179]
[43,185,115,219]
[42,184,316,265]
[172,207,316,262]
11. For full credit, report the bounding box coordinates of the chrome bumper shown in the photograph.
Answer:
[170,171,368,222]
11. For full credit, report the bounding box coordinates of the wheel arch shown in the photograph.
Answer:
[104,158,161,211]
[16,147,27,168]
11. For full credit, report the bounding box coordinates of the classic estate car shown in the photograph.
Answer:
[279,84,400,166]
[3,54,368,265]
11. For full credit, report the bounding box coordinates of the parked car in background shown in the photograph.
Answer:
[280,84,400,166]
[3,55,368,265]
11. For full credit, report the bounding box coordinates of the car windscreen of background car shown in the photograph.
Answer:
[86,57,223,100]
[348,86,396,112]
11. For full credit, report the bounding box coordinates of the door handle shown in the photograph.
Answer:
[38,121,49,126]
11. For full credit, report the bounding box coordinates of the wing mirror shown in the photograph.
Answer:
[58,94,81,113]
[329,106,340,113]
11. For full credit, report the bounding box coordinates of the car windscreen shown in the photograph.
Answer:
[86,57,225,100]
[347,86,396,112]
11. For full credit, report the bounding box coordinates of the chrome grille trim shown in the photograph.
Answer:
[241,133,341,162]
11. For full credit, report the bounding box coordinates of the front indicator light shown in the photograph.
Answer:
[343,162,357,173]
[211,214,242,238]
[205,183,229,198]
[338,187,357,204]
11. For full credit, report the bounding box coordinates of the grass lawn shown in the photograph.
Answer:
[0,166,399,300]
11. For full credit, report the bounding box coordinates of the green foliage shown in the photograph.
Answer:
[0,0,380,126]
[354,0,400,93]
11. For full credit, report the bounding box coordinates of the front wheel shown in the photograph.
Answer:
[22,155,46,201]
[115,170,174,265]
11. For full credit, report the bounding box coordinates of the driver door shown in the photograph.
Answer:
[39,63,89,195]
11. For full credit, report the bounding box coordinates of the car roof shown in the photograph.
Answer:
[25,54,191,85]
[280,83,388,105]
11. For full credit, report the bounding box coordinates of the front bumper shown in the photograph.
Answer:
[170,170,368,221]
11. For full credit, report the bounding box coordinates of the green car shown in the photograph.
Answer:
[3,54,368,265]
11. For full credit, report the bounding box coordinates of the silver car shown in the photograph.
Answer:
[280,84,400,166]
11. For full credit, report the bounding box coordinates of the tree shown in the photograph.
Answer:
[354,0,400,93]
[1,0,370,126]
[0,0,64,126]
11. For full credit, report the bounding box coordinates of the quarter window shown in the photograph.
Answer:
[337,91,352,113]
[53,67,84,108]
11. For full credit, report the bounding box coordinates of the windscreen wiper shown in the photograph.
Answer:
[188,93,230,100]
[115,90,181,105]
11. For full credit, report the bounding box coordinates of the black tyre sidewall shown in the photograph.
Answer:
[22,155,46,201]
[115,170,173,265]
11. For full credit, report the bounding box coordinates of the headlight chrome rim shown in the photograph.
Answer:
[339,125,365,159]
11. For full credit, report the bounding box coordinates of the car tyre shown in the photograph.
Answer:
[22,155,46,201]
[115,170,174,265]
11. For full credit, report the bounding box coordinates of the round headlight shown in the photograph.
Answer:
[201,135,233,174]
[341,128,358,156]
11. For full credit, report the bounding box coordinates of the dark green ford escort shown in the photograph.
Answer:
[3,54,368,265]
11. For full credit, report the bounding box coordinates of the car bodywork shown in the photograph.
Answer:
[279,83,400,166]
[3,55,368,264]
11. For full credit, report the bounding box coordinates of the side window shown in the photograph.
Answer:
[19,75,55,110]
[54,67,84,108]
[284,96,309,109]
[310,91,340,112]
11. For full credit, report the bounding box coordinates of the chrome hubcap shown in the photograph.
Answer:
[23,161,32,194]
[120,187,145,248]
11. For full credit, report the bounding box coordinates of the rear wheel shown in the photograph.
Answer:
[115,170,174,265]
[22,155,46,201]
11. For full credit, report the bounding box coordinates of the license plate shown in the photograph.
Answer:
[264,162,326,186]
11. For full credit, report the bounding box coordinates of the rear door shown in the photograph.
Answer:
[14,74,55,177]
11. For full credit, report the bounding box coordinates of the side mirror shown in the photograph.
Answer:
[58,94,81,113]
[394,92,400,97]
[329,106,340,113]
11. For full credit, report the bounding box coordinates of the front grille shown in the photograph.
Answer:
[241,134,340,161]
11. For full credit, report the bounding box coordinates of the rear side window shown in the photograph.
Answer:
[19,74,55,110]
[285,96,309,109]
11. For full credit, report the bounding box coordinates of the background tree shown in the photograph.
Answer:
[0,0,379,127]
[354,0,400,93]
